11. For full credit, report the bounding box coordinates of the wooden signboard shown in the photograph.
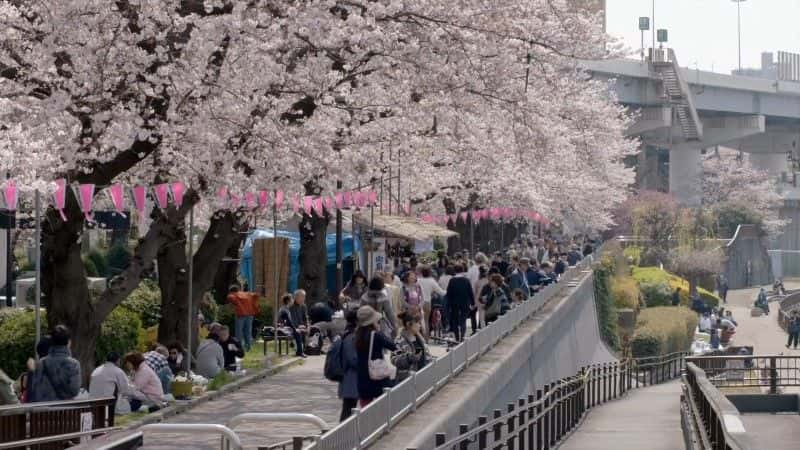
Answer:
[252,237,290,301]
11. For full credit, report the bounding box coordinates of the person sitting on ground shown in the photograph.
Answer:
[123,352,165,412]
[724,310,738,327]
[144,344,172,394]
[755,288,770,315]
[392,311,431,381]
[196,323,225,378]
[28,325,81,402]
[89,352,138,415]
[773,278,786,296]
[218,325,245,372]
[690,290,708,315]
[167,342,186,375]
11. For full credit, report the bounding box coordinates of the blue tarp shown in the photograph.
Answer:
[240,229,362,293]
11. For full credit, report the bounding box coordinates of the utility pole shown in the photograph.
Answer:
[732,0,747,72]
[335,180,343,294]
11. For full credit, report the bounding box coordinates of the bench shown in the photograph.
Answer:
[0,397,116,449]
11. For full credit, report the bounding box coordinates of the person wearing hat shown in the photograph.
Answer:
[355,306,397,407]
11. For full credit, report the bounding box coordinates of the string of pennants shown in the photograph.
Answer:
[1,180,548,226]
[419,208,550,226]
[0,179,388,222]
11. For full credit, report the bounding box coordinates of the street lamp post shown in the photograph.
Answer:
[732,0,747,72]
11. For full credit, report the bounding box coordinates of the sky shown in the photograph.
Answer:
[606,0,800,74]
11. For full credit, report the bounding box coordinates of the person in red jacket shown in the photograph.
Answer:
[227,285,261,352]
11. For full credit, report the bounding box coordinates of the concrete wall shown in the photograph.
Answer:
[371,270,616,450]
[725,225,773,289]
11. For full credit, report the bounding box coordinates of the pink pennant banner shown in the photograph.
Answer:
[274,190,284,209]
[460,211,468,222]
[334,192,344,209]
[2,179,17,212]
[107,184,126,217]
[258,191,270,209]
[343,191,352,207]
[229,194,241,209]
[368,190,377,206]
[216,186,229,204]
[171,182,186,208]
[78,184,95,221]
[292,193,300,214]
[313,197,324,215]
[449,214,457,224]
[132,185,147,223]
[244,192,256,209]
[153,184,170,210]
[324,196,334,212]
[303,196,313,215]
[54,179,68,221]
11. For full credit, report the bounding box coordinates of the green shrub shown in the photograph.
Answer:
[106,245,132,275]
[0,309,39,379]
[87,250,109,278]
[623,246,642,267]
[593,260,620,351]
[121,280,162,328]
[83,256,99,277]
[611,276,640,310]
[631,306,698,358]
[95,308,143,363]
[207,370,232,391]
[639,281,673,307]
[631,267,720,308]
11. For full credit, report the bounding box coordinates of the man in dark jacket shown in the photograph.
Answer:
[507,258,530,299]
[567,247,583,266]
[218,325,245,371]
[445,264,474,342]
[28,325,81,402]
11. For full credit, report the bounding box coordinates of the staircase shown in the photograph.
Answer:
[650,48,703,141]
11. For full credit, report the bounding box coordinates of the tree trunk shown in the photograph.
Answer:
[212,237,242,303]
[157,210,245,348]
[298,211,330,303]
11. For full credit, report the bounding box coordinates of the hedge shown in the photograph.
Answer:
[593,259,620,351]
[0,307,143,379]
[610,276,640,310]
[631,306,698,358]
[121,280,162,328]
[631,267,720,308]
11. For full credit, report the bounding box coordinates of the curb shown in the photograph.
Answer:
[120,357,304,430]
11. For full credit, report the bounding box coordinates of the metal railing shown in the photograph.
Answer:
[420,352,686,450]
[686,355,800,394]
[682,362,758,450]
[308,254,600,450]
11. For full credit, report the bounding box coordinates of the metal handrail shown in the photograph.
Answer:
[0,426,120,449]
[227,412,329,431]
[140,424,243,450]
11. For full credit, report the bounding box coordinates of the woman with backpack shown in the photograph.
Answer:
[355,306,397,407]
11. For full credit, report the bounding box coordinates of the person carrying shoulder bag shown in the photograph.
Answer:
[355,306,397,407]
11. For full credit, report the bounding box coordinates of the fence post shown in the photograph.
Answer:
[527,394,536,449]
[613,362,618,399]
[627,359,632,391]
[590,367,596,408]
[602,364,609,403]
[478,416,488,450]
[770,357,778,394]
[411,371,417,412]
[384,387,392,430]
[352,407,361,450]
[459,424,469,450]
[435,433,447,448]
[518,398,527,449]
[493,409,503,449]
[543,385,550,450]
[536,389,543,450]
[549,383,557,448]
[506,402,516,450]
[292,437,304,450]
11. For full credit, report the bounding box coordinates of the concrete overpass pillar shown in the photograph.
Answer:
[669,146,703,206]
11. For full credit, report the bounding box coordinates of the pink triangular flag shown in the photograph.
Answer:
[229,194,241,209]
[303,196,313,215]
[274,190,284,209]
[245,192,256,209]
[450,213,457,224]
[2,179,18,212]
[460,211,468,222]
[171,182,186,208]
[107,184,127,217]
[354,192,365,208]
[343,191,352,207]
[324,196,334,212]
[217,186,229,206]
[153,184,170,210]
[78,184,95,221]
[313,197,324,215]
[334,192,344,209]
[292,193,300,214]
[54,179,68,221]
[258,191,270,209]
[132,185,147,222]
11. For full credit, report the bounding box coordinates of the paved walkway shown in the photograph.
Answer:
[722,282,798,355]
[558,380,684,450]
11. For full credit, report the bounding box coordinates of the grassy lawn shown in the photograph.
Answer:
[114,410,148,427]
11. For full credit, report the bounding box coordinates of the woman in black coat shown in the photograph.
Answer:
[445,264,475,342]
[355,306,398,407]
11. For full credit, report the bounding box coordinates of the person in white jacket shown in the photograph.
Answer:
[89,352,140,415]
